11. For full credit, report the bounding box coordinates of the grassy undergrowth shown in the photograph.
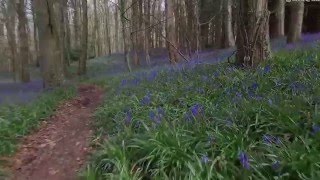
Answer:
[0,87,76,156]
[85,49,320,179]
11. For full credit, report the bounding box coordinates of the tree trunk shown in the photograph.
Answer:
[221,0,235,48]
[165,0,180,64]
[17,0,30,82]
[34,0,64,88]
[104,0,112,55]
[236,0,271,67]
[119,0,131,72]
[144,0,151,65]
[114,5,120,52]
[78,0,88,75]
[93,0,102,56]
[31,0,39,66]
[131,0,140,66]
[2,0,18,81]
[60,0,69,76]
[287,2,304,43]
[270,0,285,38]
[71,0,80,48]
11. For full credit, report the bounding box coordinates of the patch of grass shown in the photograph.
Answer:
[0,87,76,156]
[85,49,320,179]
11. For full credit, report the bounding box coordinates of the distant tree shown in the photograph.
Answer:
[221,0,235,48]
[34,0,64,87]
[287,2,304,43]
[16,0,30,82]
[236,0,271,67]
[1,0,18,81]
[78,0,88,75]
[119,0,131,72]
[165,0,180,64]
[270,0,285,38]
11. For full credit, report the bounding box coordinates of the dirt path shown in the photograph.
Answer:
[7,85,104,180]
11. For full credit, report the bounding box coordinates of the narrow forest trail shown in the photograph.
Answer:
[6,85,104,180]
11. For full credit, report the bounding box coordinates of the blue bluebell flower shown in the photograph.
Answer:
[124,110,133,126]
[312,124,320,135]
[141,93,152,106]
[262,134,281,145]
[201,155,211,164]
[264,65,271,74]
[190,104,204,117]
[239,152,250,170]
[272,161,281,171]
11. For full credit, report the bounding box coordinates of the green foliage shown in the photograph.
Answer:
[85,49,320,179]
[0,87,76,156]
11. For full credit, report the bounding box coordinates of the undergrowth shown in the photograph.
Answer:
[85,49,320,179]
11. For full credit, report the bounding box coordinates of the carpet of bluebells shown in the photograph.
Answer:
[84,48,320,179]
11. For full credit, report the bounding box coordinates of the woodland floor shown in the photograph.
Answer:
[4,85,104,180]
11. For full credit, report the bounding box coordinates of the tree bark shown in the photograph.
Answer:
[131,0,140,66]
[236,0,271,67]
[34,0,64,88]
[31,0,39,66]
[287,2,304,43]
[2,0,18,81]
[270,0,285,38]
[93,0,102,56]
[78,0,88,75]
[71,0,80,48]
[17,0,30,82]
[165,0,180,64]
[221,0,235,48]
[119,0,131,72]
[144,0,151,65]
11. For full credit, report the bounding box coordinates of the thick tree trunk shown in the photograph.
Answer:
[165,0,180,64]
[236,0,271,67]
[270,0,285,38]
[78,0,88,75]
[287,2,304,43]
[34,0,64,88]
[221,0,235,48]
[17,0,30,82]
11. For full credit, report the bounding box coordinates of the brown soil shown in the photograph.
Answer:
[7,85,104,180]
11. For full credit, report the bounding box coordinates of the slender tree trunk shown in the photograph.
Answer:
[287,2,304,43]
[165,0,180,64]
[60,0,69,76]
[104,0,112,55]
[72,0,80,48]
[144,0,151,65]
[131,0,140,66]
[78,0,88,75]
[222,0,235,48]
[114,5,120,52]
[2,0,18,81]
[93,0,102,56]
[17,0,30,82]
[120,0,131,72]
[270,0,285,38]
[34,0,64,88]
[236,0,271,67]
[65,0,72,66]
[31,0,39,66]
